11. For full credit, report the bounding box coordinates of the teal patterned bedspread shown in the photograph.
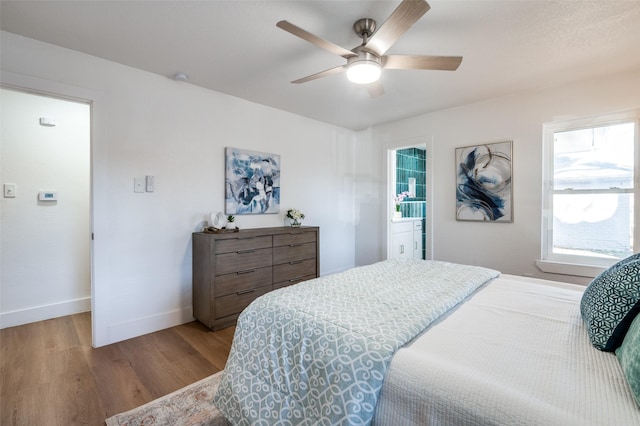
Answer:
[214,259,499,425]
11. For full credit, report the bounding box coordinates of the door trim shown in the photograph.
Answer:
[386,139,433,261]
[1,70,108,347]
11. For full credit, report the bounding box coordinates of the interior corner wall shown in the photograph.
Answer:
[369,68,640,285]
[0,88,91,328]
[1,31,358,346]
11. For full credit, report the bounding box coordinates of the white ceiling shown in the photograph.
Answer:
[2,1,640,131]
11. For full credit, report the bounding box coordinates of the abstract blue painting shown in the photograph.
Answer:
[225,147,280,215]
[456,141,512,222]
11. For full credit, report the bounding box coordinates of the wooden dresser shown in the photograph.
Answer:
[192,226,319,330]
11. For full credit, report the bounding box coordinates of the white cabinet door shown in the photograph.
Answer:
[413,220,423,259]
[391,221,413,259]
[392,231,413,258]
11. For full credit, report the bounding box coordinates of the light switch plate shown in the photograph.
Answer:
[134,178,145,193]
[145,175,154,192]
[3,183,16,198]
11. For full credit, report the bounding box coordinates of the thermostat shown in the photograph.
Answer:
[38,191,58,201]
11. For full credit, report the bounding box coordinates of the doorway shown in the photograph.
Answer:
[0,87,91,329]
[387,143,432,260]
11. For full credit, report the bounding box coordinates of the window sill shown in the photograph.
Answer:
[535,260,606,278]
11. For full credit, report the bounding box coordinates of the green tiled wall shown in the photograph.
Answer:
[396,147,426,200]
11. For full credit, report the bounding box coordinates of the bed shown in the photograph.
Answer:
[213,258,640,425]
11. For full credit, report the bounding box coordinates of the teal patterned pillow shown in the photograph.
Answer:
[580,256,640,351]
[616,313,640,407]
[607,252,640,270]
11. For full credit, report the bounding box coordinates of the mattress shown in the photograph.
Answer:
[372,274,640,425]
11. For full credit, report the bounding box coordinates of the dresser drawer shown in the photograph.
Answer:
[216,266,273,297]
[215,248,272,275]
[215,284,272,319]
[273,258,317,284]
[273,231,317,247]
[273,242,316,264]
[215,235,272,254]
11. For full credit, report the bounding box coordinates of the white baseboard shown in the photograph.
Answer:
[105,307,194,345]
[0,297,91,329]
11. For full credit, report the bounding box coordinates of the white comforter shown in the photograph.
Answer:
[372,275,640,425]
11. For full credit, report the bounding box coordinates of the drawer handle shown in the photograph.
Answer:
[288,244,303,247]
[289,260,304,265]
[236,289,255,295]
[289,277,304,283]
[236,269,255,275]
[237,237,255,240]
[237,249,255,254]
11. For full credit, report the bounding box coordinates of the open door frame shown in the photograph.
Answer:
[1,70,109,347]
[386,139,433,261]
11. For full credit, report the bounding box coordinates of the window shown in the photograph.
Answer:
[540,110,640,275]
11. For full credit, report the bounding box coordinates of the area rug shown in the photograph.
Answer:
[105,371,231,426]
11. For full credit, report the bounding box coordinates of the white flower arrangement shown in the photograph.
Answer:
[287,208,305,221]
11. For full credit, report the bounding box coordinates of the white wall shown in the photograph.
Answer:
[0,88,91,327]
[353,128,383,265]
[364,68,640,285]
[1,31,357,346]
[4,29,639,346]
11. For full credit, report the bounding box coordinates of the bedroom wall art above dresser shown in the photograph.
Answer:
[192,226,319,330]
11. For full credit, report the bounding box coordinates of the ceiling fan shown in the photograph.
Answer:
[276,0,462,97]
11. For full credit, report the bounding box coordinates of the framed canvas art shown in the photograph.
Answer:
[455,141,513,222]
[225,147,280,214]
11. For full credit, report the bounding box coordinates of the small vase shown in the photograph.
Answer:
[291,219,301,227]
[393,211,402,219]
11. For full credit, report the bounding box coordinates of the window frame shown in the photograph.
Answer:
[539,110,640,277]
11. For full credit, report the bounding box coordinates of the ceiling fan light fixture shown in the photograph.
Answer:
[346,49,382,85]
[278,0,461,95]
[346,60,381,84]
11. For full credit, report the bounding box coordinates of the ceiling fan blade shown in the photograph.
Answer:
[277,20,356,59]
[291,65,346,84]
[383,55,462,71]
[367,81,385,98]
[364,0,431,56]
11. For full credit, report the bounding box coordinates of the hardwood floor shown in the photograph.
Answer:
[0,312,235,425]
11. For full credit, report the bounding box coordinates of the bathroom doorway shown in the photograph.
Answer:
[387,143,432,260]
